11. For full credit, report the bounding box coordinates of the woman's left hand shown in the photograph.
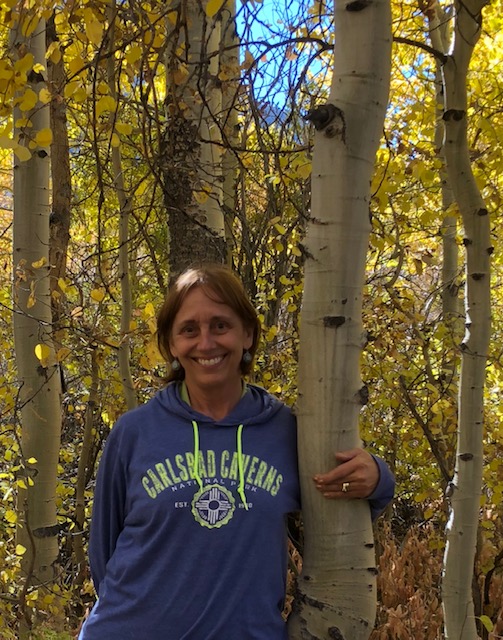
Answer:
[313,448,380,499]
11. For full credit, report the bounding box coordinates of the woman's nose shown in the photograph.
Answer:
[198,327,216,350]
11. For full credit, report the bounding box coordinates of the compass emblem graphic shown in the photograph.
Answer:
[192,484,235,529]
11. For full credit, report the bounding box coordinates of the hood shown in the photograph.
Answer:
[154,382,286,510]
[154,381,284,427]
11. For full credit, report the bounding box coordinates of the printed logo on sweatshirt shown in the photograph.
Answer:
[191,484,235,528]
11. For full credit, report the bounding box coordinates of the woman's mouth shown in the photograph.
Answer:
[196,356,224,367]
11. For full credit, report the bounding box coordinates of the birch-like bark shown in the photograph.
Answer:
[220,0,240,264]
[11,15,62,623]
[439,0,491,637]
[424,0,461,480]
[288,0,391,638]
[107,1,137,410]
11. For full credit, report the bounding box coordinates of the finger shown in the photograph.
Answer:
[334,448,362,463]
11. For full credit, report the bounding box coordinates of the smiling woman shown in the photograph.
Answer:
[156,265,262,419]
[78,263,394,640]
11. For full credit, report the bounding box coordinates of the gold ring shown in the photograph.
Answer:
[342,482,350,493]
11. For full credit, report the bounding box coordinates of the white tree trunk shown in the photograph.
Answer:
[289,0,391,638]
[439,0,491,637]
[107,1,137,410]
[12,15,62,608]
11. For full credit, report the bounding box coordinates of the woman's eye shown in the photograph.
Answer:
[215,321,228,332]
[181,325,196,335]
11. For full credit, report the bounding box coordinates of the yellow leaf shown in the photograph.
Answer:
[18,88,38,111]
[58,277,67,292]
[14,53,34,76]
[39,88,52,104]
[125,45,142,65]
[0,135,15,149]
[15,117,31,128]
[35,343,51,361]
[17,479,28,490]
[296,162,312,179]
[68,55,85,76]
[205,0,226,17]
[26,457,37,464]
[143,302,155,318]
[46,42,62,65]
[16,544,27,555]
[90,288,105,302]
[166,11,178,24]
[73,87,88,104]
[31,256,47,269]
[116,122,133,135]
[5,510,17,524]
[22,14,38,38]
[111,132,120,148]
[85,18,104,46]
[14,144,32,161]
[96,96,116,118]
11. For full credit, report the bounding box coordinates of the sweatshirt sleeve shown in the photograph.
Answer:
[367,455,395,520]
[88,423,128,596]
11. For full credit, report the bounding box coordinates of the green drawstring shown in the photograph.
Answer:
[236,424,249,510]
[191,419,248,510]
[192,420,203,493]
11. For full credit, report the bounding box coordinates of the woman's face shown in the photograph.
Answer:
[169,287,253,395]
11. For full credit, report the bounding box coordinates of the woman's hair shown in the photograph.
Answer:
[157,264,262,382]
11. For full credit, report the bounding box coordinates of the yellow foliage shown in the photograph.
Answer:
[126,45,143,65]
[205,0,227,18]
[17,88,38,112]
[96,96,117,117]
[13,144,31,161]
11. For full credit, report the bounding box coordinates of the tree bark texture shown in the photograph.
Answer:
[163,0,228,280]
[107,1,137,410]
[439,0,491,637]
[12,16,62,598]
[289,0,392,638]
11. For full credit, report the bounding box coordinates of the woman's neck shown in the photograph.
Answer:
[183,381,244,421]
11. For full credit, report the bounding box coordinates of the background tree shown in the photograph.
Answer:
[10,9,62,636]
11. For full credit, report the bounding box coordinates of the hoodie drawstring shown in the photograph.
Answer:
[236,424,249,510]
[191,420,204,493]
[191,420,248,510]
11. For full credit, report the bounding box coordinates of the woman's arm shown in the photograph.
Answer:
[88,424,127,595]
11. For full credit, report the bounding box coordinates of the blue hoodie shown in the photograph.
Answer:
[79,383,394,640]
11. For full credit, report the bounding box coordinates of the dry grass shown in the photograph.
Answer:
[286,517,503,639]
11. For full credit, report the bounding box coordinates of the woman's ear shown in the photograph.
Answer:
[244,328,254,351]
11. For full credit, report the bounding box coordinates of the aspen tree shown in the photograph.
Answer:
[424,0,492,637]
[288,0,391,637]
[106,0,137,410]
[11,11,62,634]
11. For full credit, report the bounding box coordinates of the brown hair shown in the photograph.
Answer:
[157,264,261,382]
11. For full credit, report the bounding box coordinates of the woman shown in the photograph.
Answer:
[79,264,394,640]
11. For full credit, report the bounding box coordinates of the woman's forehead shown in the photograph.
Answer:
[174,287,235,320]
